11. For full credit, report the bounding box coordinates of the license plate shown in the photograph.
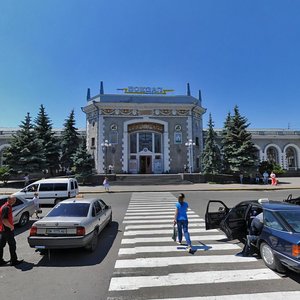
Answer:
[35,246,45,249]
[46,228,67,234]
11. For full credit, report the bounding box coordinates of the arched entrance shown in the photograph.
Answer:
[128,123,164,174]
[286,146,298,170]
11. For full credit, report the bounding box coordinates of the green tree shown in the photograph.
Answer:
[60,110,80,171]
[202,113,222,174]
[4,113,46,174]
[220,112,232,173]
[34,104,60,176]
[221,106,259,174]
[72,138,94,184]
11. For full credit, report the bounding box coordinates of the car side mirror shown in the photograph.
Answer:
[218,207,224,212]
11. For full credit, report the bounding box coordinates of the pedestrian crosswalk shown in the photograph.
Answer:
[107,192,300,300]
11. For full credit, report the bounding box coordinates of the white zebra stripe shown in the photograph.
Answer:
[121,235,227,244]
[125,223,204,229]
[123,218,204,224]
[124,228,216,236]
[147,291,300,300]
[124,215,200,220]
[125,211,197,216]
[118,243,239,255]
[115,254,256,268]
[108,268,280,291]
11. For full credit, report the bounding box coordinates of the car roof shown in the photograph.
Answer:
[237,200,300,211]
[60,198,101,204]
[31,178,76,184]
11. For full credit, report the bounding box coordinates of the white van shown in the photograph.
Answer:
[13,178,79,205]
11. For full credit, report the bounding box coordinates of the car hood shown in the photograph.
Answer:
[34,216,86,227]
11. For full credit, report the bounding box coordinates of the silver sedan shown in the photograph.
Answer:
[0,195,35,227]
[27,197,112,252]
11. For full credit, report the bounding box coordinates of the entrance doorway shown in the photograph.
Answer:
[140,156,152,174]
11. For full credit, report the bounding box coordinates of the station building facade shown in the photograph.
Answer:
[82,84,206,174]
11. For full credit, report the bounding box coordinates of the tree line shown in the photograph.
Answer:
[1,105,94,183]
[201,105,283,177]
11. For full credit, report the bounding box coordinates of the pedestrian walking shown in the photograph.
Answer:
[33,192,41,219]
[173,193,192,252]
[24,173,30,187]
[0,195,24,266]
[103,177,110,192]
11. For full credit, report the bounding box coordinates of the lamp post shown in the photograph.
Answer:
[101,139,111,175]
[185,139,195,174]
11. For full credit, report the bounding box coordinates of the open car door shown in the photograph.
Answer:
[205,200,229,230]
[219,203,249,241]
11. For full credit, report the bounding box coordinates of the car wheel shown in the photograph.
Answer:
[260,242,285,273]
[85,230,98,252]
[18,212,29,227]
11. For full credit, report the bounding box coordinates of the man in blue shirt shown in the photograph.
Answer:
[174,193,192,252]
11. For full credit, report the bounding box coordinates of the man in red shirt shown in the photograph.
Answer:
[0,195,23,266]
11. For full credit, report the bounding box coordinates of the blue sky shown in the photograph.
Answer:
[1,0,300,129]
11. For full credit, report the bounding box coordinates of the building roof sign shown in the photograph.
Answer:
[117,86,174,95]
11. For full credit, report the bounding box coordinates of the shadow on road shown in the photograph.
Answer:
[21,221,120,268]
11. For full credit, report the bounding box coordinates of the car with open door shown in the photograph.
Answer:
[205,199,300,273]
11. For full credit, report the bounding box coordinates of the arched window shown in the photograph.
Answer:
[267,147,279,164]
[286,147,297,170]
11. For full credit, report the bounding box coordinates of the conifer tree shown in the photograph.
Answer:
[221,112,232,173]
[4,113,46,174]
[221,106,258,174]
[202,114,222,174]
[72,138,94,184]
[60,110,80,171]
[34,105,60,176]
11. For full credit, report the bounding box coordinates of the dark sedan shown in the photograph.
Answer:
[205,199,300,273]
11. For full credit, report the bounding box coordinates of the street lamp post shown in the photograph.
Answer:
[185,139,195,174]
[101,139,111,175]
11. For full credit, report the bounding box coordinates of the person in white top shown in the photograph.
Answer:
[33,192,41,219]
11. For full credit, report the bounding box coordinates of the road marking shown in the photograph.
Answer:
[118,243,239,255]
[126,208,179,212]
[125,211,197,216]
[123,218,204,224]
[124,215,200,220]
[121,235,227,244]
[115,254,256,268]
[147,291,300,300]
[108,268,280,291]
[125,223,205,229]
[124,228,216,236]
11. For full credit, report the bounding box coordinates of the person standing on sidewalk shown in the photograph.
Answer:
[0,195,23,266]
[173,193,192,252]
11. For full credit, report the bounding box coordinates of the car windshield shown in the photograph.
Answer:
[278,211,300,233]
[47,203,90,217]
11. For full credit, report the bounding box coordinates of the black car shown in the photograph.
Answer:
[205,199,300,273]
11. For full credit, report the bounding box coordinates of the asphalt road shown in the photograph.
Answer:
[1,190,300,300]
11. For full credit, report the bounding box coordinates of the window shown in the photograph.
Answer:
[91,137,95,147]
[130,134,137,153]
[229,205,248,219]
[264,211,284,231]
[195,137,199,146]
[93,201,102,214]
[139,132,152,152]
[154,133,161,153]
[39,183,54,192]
[53,183,68,191]
[71,181,74,190]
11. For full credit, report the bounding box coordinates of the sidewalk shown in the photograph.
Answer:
[0,177,299,194]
